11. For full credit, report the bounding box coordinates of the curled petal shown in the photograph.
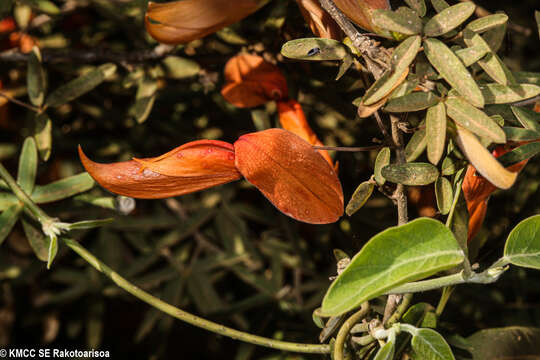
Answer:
[234,128,343,224]
[79,142,241,199]
[333,0,392,36]
[277,99,333,167]
[222,54,288,107]
[295,0,343,39]
[145,0,261,44]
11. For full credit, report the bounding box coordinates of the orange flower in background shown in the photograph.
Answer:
[294,0,343,39]
[0,16,37,53]
[144,0,263,44]
[463,143,531,242]
[79,129,343,224]
[221,53,288,108]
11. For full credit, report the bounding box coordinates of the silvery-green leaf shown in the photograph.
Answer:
[480,83,540,104]
[423,2,475,37]
[281,38,349,61]
[34,113,52,161]
[423,38,484,108]
[430,0,449,12]
[513,71,540,86]
[27,46,46,107]
[0,203,23,245]
[22,219,49,261]
[17,137,38,194]
[435,177,452,215]
[130,76,157,124]
[382,162,439,185]
[405,0,426,17]
[441,156,466,176]
[502,127,540,141]
[445,97,505,143]
[454,46,488,67]
[160,56,200,79]
[511,106,540,132]
[362,36,420,105]
[385,91,440,113]
[372,7,422,35]
[411,328,456,360]
[374,147,391,186]
[426,103,446,165]
[346,181,375,216]
[405,122,427,162]
[463,30,515,85]
[466,14,508,33]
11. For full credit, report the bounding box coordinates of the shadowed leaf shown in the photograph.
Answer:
[346,181,374,216]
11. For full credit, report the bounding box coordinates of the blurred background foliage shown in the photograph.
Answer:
[0,0,539,359]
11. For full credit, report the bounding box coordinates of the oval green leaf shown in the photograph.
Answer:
[466,13,508,33]
[346,181,374,216]
[372,7,422,35]
[405,126,427,162]
[423,38,484,108]
[31,173,95,203]
[426,103,447,165]
[441,156,466,176]
[161,56,200,79]
[27,46,46,107]
[21,219,49,262]
[385,91,440,113]
[320,218,463,316]
[479,83,540,104]
[445,97,506,143]
[374,340,395,360]
[17,137,38,194]
[503,127,540,141]
[374,147,391,185]
[363,35,421,105]
[412,328,455,360]
[511,106,540,132]
[281,38,348,61]
[498,141,540,167]
[424,2,475,37]
[405,0,426,17]
[0,203,24,245]
[454,46,488,67]
[504,215,540,269]
[45,63,117,107]
[467,326,540,360]
[435,177,452,215]
[34,113,52,161]
[430,0,449,12]
[382,162,439,186]
[514,71,540,86]
[131,76,157,124]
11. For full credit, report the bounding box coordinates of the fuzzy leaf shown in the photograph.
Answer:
[423,2,475,37]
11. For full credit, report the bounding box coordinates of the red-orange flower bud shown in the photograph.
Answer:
[221,54,288,108]
[234,128,343,224]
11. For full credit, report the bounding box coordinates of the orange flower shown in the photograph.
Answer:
[79,129,343,224]
[144,0,263,44]
[463,143,530,242]
[294,0,343,39]
[277,99,333,167]
[221,53,288,108]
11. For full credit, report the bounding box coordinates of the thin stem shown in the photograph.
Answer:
[334,302,370,360]
[312,145,384,152]
[0,91,40,112]
[435,286,454,317]
[62,238,331,354]
[385,293,413,327]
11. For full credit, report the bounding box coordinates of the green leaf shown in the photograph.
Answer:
[0,193,18,211]
[321,218,463,316]
[511,106,540,132]
[373,340,395,360]
[14,3,31,28]
[423,2,475,37]
[453,46,488,67]
[47,235,58,269]
[430,0,449,13]
[160,56,200,79]
[389,77,419,99]
[498,141,540,167]
[483,21,507,53]
[0,203,24,245]
[411,328,455,360]
[382,163,439,186]
[435,177,452,215]
[45,63,117,107]
[467,326,540,360]
[385,92,440,113]
[463,30,515,86]
[445,97,506,143]
[405,126,427,162]
[362,35,421,105]
[131,76,157,124]
[23,0,60,15]
[21,219,49,262]
[503,215,540,269]
[17,137,38,194]
[426,103,447,165]
[33,113,52,161]
[502,127,540,141]
[441,156,466,176]
[480,83,540,104]
[374,147,391,186]
[31,173,95,203]
[403,302,435,327]
[66,218,114,230]
[346,181,374,216]
[423,38,484,108]
[514,71,540,86]
[27,46,46,107]
[281,38,349,61]
[405,0,426,16]
[466,14,508,33]
[451,190,469,252]
[372,7,422,35]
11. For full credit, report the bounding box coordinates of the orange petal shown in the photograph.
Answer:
[333,0,392,36]
[234,128,343,224]
[277,99,333,167]
[467,199,488,243]
[145,0,261,44]
[222,54,288,107]
[295,0,343,39]
[79,143,241,199]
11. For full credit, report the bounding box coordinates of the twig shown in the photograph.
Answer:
[0,91,40,112]
[0,45,175,64]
